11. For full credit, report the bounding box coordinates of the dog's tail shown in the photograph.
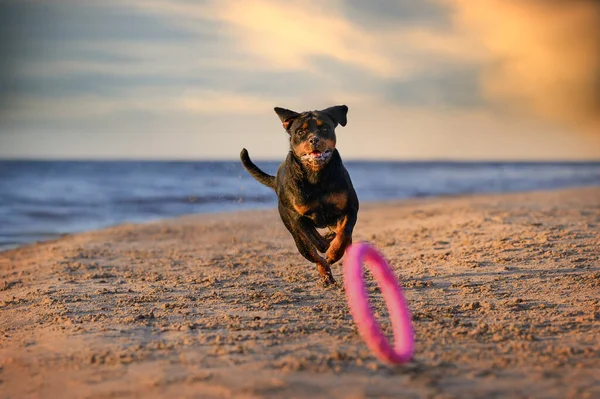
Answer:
[240,148,276,190]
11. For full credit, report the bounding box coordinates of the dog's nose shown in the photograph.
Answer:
[309,136,320,145]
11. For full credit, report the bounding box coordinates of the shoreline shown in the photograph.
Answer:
[1,187,599,398]
[3,184,599,255]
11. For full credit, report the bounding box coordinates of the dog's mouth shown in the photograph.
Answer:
[300,149,332,163]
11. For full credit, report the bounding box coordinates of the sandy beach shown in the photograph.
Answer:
[1,187,599,399]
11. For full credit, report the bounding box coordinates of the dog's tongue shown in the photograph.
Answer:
[311,151,322,156]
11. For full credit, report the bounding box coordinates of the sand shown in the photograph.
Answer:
[1,187,599,399]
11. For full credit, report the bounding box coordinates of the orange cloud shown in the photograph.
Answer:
[132,0,482,79]
[206,0,397,76]
[443,0,600,134]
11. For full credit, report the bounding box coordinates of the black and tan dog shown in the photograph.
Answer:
[240,105,359,285]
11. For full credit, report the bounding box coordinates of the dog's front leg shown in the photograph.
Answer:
[297,217,330,253]
[279,208,336,285]
[326,213,357,265]
[291,229,336,285]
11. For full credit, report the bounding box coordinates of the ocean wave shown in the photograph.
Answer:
[1,160,599,251]
[114,193,274,206]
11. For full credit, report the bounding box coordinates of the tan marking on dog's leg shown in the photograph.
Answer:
[326,216,351,264]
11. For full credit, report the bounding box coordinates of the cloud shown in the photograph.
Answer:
[1,0,598,160]
[2,0,485,124]
[443,0,600,134]
[0,0,207,112]
[2,89,275,125]
[131,0,482,77]
[118,0,487,114]
[203,0,397,76]
[385,67,483,108]
[343,0,452,30]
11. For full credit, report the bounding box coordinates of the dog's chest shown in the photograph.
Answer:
[293,192,347,225]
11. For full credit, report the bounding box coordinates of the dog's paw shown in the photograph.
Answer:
[326,233,353,265]
[321,273,337,287]
[326,244,344,265]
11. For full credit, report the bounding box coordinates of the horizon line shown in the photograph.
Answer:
[1,157,600,164]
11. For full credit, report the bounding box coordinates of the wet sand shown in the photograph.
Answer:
[1,187,599,399]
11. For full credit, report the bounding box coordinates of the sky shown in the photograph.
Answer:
[0,0,599,161]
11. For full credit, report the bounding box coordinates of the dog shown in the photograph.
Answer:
[240,105,359,285]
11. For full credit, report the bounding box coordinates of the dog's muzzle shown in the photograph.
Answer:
[301,150,332,164]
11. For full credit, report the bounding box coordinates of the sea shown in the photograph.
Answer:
[1,160,599,251]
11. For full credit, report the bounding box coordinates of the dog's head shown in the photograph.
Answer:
[274,105,348,170]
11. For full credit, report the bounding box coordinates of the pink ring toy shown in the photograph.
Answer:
[343,242,414,364]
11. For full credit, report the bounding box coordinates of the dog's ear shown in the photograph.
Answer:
[274,107,300,131]
[322,105,348,127]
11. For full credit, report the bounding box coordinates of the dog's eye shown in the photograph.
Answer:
[321,126,330,132]
[296,129,306,136]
